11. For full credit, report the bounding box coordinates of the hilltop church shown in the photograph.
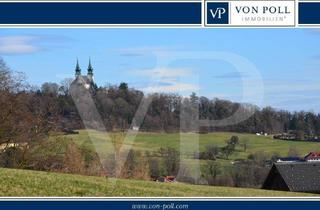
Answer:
[70,59,95,90]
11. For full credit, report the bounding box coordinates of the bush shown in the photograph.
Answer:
[202,161,221,185]
[0,147,25,168]
[221,145,234,159]
[63,141,85,174]
[229,136,239,146]
[231,162,269,188]
[159,147,180,176]
[0,137,104,176]
[149,158,161,180]
[196,145,219,160]
[79,139,103,176]
[113,149,150,180]
[247,151,269,166]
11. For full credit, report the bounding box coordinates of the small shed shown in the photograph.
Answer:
[262,162,320,193]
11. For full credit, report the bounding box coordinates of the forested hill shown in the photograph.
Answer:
[1,57,320,137]
[66,85,320,137]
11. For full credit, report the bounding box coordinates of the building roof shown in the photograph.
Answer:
[72,75,92,84]
[263,162,320,193]
[305,152,320,160]
[277,157,303,162]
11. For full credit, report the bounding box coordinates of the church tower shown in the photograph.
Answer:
[71,58,95,91]
[87,58,93,81]
[75,59,81,77]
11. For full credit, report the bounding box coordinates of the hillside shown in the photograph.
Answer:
[0,168,316,196]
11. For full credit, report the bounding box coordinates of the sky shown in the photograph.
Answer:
[0,28,320,112]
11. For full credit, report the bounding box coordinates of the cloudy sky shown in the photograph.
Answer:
[1,28,320,112]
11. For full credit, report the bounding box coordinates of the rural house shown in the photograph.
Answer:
[262,162,320,193]
[304,152,320,161]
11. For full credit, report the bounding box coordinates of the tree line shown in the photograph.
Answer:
[45,82,320,139]
[2,57,320,140]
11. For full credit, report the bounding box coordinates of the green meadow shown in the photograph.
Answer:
[0,167,316,196]
[65,130,320,161]
[1,130,319,196]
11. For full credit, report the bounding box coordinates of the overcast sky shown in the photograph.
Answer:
[1,28,320,112]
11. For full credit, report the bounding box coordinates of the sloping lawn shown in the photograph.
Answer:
[0,168,316,197]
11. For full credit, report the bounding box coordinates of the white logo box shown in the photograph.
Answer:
[206,0,296,27]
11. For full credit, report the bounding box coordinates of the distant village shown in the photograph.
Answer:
[273,132,320,142]
[254,131,320,142]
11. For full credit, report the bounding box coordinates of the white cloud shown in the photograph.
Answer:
[133,67,198,93]
[144,82,199,93]
[0,36,41,54]
[118,46,168,53]
[135,68,191,79]
[116,46,182,58]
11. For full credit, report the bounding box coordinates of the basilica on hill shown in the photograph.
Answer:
[70,59,95,90]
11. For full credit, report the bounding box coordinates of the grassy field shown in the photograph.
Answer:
[56,130,320,178]
[0,167,316,197]
[65,130,320,161]
[3,131,320,196]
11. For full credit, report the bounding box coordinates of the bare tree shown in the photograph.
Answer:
[59,78,73,95]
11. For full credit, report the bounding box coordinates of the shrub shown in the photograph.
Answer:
[159,147,180,176]
[63,141,85,174]
[195,145,219,160]
[112,149,150,180]
[0,147,25,168]
[149,158,161,180]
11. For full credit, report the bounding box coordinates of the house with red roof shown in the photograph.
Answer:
[304,152,320,162]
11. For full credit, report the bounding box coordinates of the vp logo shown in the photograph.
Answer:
[207,2,229,24]
[210,8,226,19]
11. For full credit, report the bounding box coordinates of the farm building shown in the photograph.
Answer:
[262,162,320,193]
[304,152,320,161]
[276,157,303,162]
